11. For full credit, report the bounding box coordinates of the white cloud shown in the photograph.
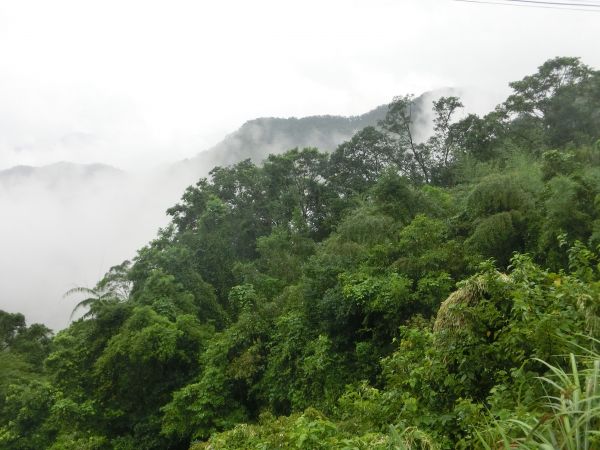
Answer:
[0,0,597,168]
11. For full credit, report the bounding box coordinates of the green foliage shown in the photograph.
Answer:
[541,149,576,181]
[189,407,438,450]
[0,381,56,450]
[3,57,600,449]
[0,311,51,369]
[476,351,600,449]
[329,126,396,196]
[505,57,591,121]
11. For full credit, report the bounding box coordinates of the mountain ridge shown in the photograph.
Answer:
[1,88,459,186]
[175,88,458,179]
[0,162,124,189]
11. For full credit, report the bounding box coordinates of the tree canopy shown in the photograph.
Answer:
[2,56,600,450]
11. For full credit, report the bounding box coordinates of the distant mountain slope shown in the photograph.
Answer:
[0,162,123,189]
[185,105,388,171]
[180,88,457,177]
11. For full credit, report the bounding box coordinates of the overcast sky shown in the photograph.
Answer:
[0,0,598,170]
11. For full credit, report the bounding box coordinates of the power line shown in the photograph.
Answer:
[465,0,600,7]
[454,0,600,9]
[454,0,600,11]
[547,0,600,4]
[504,0,600,7]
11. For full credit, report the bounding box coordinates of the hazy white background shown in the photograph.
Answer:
[1,0,599,329]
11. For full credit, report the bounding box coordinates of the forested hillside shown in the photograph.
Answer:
[178,88,457,176]
[1,57,599,449]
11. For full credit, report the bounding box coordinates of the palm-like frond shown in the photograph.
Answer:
[477,351,600,449]
[63,286,121,320]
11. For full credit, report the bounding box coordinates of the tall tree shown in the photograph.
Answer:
[505,56,592,121]
[380,95,430,182]
[328,126,397,195]
[429,96,464,167]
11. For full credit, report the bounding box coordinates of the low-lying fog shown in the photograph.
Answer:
[0,164,199,329]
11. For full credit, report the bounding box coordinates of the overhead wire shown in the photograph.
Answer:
[454,0,600,11]
[503,0,600,6]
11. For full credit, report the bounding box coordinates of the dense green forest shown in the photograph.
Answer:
[2,56,600,449]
